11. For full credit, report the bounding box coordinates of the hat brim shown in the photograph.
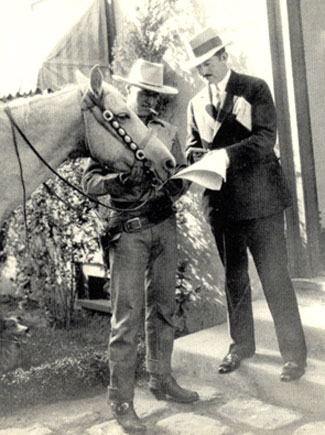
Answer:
[184,42,232,70]
[112,75,178,95]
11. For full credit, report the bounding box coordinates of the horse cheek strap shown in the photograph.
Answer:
[101,109,149,163]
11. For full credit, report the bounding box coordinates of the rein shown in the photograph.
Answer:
[3,105,156,214]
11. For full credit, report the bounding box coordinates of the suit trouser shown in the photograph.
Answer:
[108,216,177,402]
[213,211,307,366]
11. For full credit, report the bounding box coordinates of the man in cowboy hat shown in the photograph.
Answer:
[82,59,198,434]
[184,27,307,382]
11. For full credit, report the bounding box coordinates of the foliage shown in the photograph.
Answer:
[0,301,146,414]
[175,259,201,336]
[111,0,199,117]
[0,351,109,414]
[0,220,9,265]
[112,0,179,73]
[5,159,98,328]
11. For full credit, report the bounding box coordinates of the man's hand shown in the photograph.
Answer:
[192,151,205,163]
[120,161,146,186]
[187,147,208,164]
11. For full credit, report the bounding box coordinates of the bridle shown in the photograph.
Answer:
[3,90,163,214]
[81,89,160,187]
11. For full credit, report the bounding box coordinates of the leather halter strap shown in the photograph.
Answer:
[81,90,153,163]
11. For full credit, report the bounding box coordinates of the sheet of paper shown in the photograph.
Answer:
[171,150,226,190]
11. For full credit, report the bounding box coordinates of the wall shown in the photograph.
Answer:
[301,0,325,228]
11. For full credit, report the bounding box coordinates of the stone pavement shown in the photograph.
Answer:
[1,281,325,434]
[0,375,325,435]
[172,292,325,418]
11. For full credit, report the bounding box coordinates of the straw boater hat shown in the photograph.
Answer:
[184,27,231,69]
[112,59,178,95]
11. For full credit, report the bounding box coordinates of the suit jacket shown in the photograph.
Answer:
[186,70,292,222]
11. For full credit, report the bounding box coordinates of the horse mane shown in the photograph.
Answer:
[0,88,53,104]
[0,85,79,128]
[0,82,83,107]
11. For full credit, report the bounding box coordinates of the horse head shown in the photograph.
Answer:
[77,66,176,183]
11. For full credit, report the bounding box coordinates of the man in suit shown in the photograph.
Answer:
[82,59,198,434]
[184,27,307,382]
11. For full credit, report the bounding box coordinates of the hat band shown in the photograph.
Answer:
[137,80,163,88]
[192,36,222,58]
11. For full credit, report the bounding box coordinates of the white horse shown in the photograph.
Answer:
[0,66,176,226]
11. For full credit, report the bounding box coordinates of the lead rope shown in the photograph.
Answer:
[7,110,29,248]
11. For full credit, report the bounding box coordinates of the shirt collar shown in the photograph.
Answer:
[217,69,231,93]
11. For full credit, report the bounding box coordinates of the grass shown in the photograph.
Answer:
[0,296,146,415]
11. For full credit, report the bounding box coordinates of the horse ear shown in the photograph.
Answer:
[89,65,103,99]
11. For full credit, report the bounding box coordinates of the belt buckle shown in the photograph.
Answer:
[124,217,142,232]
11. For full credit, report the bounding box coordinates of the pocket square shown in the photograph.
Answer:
[233,96,252,131]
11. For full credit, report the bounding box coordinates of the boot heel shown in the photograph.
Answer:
[150,387,167,401]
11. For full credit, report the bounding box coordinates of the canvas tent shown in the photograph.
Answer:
[37,0,115,90]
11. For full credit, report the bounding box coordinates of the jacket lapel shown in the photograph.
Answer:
[194,71,238,143]
[201,86,216,132]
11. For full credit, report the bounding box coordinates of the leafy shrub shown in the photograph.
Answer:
[5,159,98,328]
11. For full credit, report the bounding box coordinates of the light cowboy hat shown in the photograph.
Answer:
[184,27,232,69]
[112,59,178,95]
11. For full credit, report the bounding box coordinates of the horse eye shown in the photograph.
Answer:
[116,112,130,122]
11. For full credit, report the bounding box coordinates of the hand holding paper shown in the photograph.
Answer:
[171,149,229,190]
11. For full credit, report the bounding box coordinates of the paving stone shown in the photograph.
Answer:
[293,421,325,434]
[177,381,223,402]
[135,390,171,418]
[156,412,230,435]
[0,425,53,435]
[61,411,98,425]
[86,420,124,435]
[218,398,302,430]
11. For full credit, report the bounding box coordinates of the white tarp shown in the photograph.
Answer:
[37,0,115,90]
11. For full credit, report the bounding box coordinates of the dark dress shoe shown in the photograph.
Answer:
[218,352,242,374]
[110,401,146,433]
[219,349,255,374]
[280,362,305,382]
[218,352,246,375]
[149,374,199,403]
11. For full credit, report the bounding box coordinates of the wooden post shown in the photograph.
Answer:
[266,0,309,276]
[286,0,321,276]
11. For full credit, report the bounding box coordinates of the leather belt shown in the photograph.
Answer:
[122,206,174,233]
[123,216,155,233]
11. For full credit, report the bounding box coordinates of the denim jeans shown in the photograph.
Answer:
[107,215,177,402]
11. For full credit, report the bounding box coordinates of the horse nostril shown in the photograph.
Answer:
[165,159,176,171]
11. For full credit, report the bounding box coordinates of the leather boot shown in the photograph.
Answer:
[149,374,199,403]
[109,401,147,433]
